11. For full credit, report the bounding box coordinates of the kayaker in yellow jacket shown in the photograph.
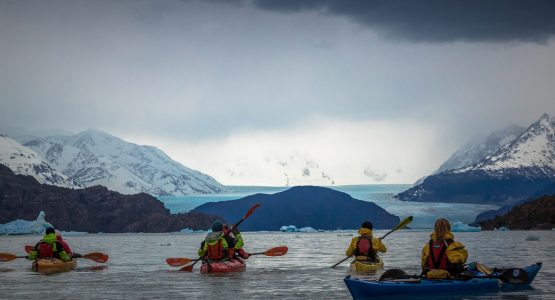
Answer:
[422,218,468,278]
[27,227,71,262]
[346,221,386,262]
[198,221,229,260]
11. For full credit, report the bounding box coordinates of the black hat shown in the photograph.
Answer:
[361,221,373,230]
[212,220,223,232]
[45,227,55,235]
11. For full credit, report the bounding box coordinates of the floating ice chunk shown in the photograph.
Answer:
[451,221,481,232]
[179,228,194,233]
[495,226,509,231]
[280,225,299,232]
[299,227,318,233]
[0,211,53,235]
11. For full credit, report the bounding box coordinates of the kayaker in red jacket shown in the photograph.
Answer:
[27,227,71,262]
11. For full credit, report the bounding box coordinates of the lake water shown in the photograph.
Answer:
[159,185,499,228]
[0,230,553,299]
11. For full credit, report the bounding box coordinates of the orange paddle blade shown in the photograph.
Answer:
[180,265,194,272]
[166,257,193,267]
[25,245,33,254]
[82,252,108,263]
[243,203,261,219]
[0,253,18,262]
[264,246,288,256]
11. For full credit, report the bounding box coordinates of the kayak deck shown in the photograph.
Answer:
[350,257,384,273]
[200,258,246,274]
[32,258,77,274]
[344,262,542,298]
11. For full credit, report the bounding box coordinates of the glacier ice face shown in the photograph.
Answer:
[17,129,225,196]
[0,211,53,235]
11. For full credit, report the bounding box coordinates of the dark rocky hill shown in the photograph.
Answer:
[479,194,554,230]
[0,164,220,233]
[191,186,400,231]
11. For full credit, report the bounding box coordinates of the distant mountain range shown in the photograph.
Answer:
[192,186,400,231]
[4,129,225,196]
[396,114,555,207]
[0,164,221,233]
[0,134,78,188]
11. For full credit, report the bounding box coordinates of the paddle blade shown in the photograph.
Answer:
[25,245,33,254]
[180,265,194,272]
[499,268,529,284]
[166,257,193,267]
[243,203,261,219]
[393,216,413,231]
[82,252,108,263]
[264,246,288,256]
[0,253,18,262]
[379,269,407,281]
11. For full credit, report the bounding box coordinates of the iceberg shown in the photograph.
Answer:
[451,221,481,232]
[299,227,318,233]
[179,228,194,233]
[0,211,53,235]
[280,225,299,232]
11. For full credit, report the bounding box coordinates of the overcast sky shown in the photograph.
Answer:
[1,0,555,185]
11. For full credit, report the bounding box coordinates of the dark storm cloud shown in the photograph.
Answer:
[248,0,555,43]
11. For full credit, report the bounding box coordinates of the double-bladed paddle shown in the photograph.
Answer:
[24,245,109,263]
[167,203,261,272]
[331,216,414,268]
[177,246,289,271]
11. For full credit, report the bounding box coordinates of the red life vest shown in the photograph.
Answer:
[206,239,225,260]
[37,242,55,258]
[426,239,450,270]
[355,236,377,260]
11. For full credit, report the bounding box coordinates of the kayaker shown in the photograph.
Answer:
[27,227,71,262]
[198,220,230,260]
[421,218,468,278]
[223,224,250,259]
[55,229,81,258]
[346,221,386,262]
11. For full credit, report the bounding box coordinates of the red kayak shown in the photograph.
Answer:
[200,258,246,274]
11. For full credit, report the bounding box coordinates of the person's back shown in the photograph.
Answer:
[346,221,386,262]
[27,227,70,262]
[422,218,468,278]
[198,221,229,260]
[223,225,250,259]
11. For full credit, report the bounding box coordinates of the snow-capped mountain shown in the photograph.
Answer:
[0,134,78,188]
[396,114,555,206]
[18,129,225,196]
[435,124,526,173]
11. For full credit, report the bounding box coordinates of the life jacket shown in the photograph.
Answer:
[354,236,377,260]
[206,239,226,260]
[36,241,62,259]
[426,239,453,270]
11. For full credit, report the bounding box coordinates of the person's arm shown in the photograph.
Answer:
[421,243,430,268]
[232,228,244,249]
[198,241,207,257]
[373,237,387,253]
[446,241,468,264]
[345,238,357,257]
[27,243,39,260]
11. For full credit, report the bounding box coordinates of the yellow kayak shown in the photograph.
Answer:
[350,257,384,273]
[32,258,77,274]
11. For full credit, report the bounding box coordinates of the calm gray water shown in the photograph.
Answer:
[0,230,553,299]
